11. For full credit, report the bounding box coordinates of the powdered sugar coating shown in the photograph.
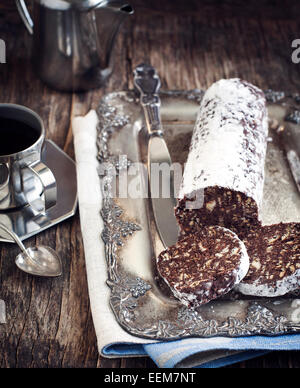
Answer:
[179,78,269,215]
[237,270,300,297]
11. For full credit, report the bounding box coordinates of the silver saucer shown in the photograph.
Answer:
[0,140,77,243]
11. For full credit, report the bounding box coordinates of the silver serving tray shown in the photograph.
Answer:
[96,90,300,340]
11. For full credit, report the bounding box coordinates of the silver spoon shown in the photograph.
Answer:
[0,223,62,277]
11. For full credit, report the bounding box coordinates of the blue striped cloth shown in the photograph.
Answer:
[103,335,300,368]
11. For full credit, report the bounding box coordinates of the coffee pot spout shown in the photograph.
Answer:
[100,1,134,14]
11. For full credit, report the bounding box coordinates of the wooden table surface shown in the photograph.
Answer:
[0,0,300,368]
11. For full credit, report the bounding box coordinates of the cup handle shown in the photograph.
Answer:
[22,161,57,213]
[0,164,9,189]
[15,0,34,35]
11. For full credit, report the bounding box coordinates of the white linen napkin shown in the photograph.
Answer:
[72,111,155,356]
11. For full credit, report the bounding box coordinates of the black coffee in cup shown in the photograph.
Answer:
[0,104,57,212]
[0,117,40,156]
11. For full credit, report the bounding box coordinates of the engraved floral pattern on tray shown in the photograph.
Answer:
[96,90,300,340]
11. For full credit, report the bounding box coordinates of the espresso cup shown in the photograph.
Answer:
[0,104,57,212]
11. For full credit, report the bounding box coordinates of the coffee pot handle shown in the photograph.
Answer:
[22,161,57,214]
[15,0,34,35]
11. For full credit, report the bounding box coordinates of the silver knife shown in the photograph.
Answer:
[134,64,179,248]
[278,122,300,193]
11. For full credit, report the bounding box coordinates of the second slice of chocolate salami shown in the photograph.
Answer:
[176,78,269,238]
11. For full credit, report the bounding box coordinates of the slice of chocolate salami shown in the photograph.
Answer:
[157,226,249,308]
[176,78,269,239]
[237,223,300,297]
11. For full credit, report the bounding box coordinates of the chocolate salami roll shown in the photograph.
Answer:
[176,78,269,239]
[157,226,249,308]
[237,223,300,297]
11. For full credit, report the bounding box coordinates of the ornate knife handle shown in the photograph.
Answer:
[133,64,164,137]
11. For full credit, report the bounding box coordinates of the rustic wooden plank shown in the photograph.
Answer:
[0,0,299,368]
[0,10,96,368]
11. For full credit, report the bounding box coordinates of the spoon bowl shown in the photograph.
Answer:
[15,246,62,277]
[0,222,62,277]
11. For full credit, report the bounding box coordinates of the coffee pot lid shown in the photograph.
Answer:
[40,0,111,11]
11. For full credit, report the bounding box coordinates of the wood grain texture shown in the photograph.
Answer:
[0,0,299,368]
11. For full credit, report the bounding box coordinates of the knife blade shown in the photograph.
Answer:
[278,122,300,193]
[133,64,179,248]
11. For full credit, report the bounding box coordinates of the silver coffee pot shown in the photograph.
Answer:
[16,0,134,92]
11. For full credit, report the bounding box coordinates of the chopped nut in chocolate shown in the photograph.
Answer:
[176,187,261,239]
[157,226,249,308]
[237,223,300,297]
